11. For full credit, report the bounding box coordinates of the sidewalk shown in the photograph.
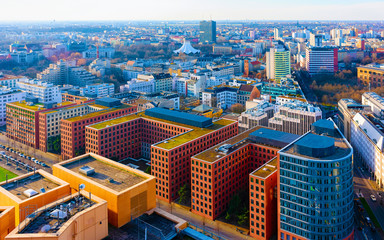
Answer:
[157,200,252,240]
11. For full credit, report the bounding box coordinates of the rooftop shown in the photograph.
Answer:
[8,101,46,111]
[88,111,235,150]
[62,156,146,192]
[65,103,132,122]
[281,121,351,160]
[1,173,60,200]
[17,192,102,234]
[251,157,278,179]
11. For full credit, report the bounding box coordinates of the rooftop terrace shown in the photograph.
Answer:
[63,156,146,192]
[1,173,60,200]
[88,111,236,150]
[19,194,96,234]
[251,157,278,179]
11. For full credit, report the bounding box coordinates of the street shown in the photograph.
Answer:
[157,200,250,240]
[354,159,384,240]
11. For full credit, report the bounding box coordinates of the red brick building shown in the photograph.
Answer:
[6,101,76,149]
[249,157,277,240]
[85,108,238,203]
[61,102,137,160]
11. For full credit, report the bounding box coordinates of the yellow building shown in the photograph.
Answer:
[0,170,70,225]
[0,206,15,240]
[52,153,156,228]
[6,190,108,240]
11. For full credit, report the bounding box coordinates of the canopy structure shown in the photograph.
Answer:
[174,40,200,54]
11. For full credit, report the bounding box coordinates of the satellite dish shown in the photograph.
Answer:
[40,188,46,193]
[79,184,85,190]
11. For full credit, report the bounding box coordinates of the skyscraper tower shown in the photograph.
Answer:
[200,20,216,43]
[278,119,354,240]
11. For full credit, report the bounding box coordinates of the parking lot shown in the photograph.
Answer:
[0,143,51,176]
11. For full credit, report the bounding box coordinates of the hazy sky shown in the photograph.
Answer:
[1,0,384,21]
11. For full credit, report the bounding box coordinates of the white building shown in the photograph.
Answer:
[0,87,26,125]
[82,48,115,59]
[362,92,384,118]
[89,59,111,77]
[17,79,62,104]
[351,113,384,187]
[238,100,275,130]
[120,75,155,93]
[80,83,114,98]
[0,73,28,88]
[202,85,238,109]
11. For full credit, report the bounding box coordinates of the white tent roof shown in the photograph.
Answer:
[174,40,200,54]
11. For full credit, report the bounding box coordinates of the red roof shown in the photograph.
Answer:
[251,61,261,65]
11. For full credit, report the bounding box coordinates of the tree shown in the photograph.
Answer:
[225,194,240,221]
[177,184,190,205]
[230,103,245,114]
[145,166,151,174]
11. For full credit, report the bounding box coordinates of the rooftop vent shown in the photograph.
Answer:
[23,189,39,198]
[79,166,95,176]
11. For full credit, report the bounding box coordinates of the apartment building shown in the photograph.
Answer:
[357,63,384,87]
[0,87,26,125]
[0,73,28,88]
[269,100,322,135]
[80,83,115,98]
[238,101,275,130]
[17,79,62,104]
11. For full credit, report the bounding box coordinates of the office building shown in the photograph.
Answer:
[6,101,75,149]
[268,100,322,135]
[53,153,156,228]
[305,47,338,75]
[337,98,369,141]
[17,79,62,104]
[120,75,155,93]
[5,190,108,240]
[0,73,28,88]
[82,47,115,59]
[238,101,275,130]
[266,48,291,81]
[278,119,354,240]
[0,170,70,225]
[85,108,238,203]
[0,206,14,240]
[60,98,137,160]
[361,92,384,118]
[202,85,239,109]
[200,20,216,43]
[274,28,282,40]
[80,83,115,98]
[0,87,26,125]
[309,33,322,47]
[357,63,384,87]
[191,127,298,221]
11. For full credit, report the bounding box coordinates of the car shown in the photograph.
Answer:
[371,195,377,202]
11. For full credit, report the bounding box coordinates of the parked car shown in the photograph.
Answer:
[371,195,377,202]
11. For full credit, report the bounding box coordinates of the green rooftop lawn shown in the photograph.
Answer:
[65,104,132,122]
[0,167,17,182]
[10,101,45,111]
[88,112,236,150]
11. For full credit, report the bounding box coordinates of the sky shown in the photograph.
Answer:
[1,0,384,21]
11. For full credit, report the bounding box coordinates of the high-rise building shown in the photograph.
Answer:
[278,119,354,240]
[309,33,323,47]
[274,28,282,40]
[37,60,100,87]
[266,48,291,81]
[305,47,338,75]
[200,20,216,43]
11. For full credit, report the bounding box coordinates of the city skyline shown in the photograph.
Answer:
[1,0,384,21]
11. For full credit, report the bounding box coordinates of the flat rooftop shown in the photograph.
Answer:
[281,130,351,160]
[8,101,46,111]
[65,103,132,122]
[20,196,95,234]
[88,112,236,150]
[1,173,60,200]
[63,156,146,191]
[251,157,278,179]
